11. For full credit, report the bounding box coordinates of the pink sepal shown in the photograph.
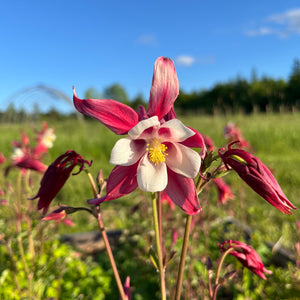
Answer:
[73,87,139,135]
[164,168,201,215]
[147,57,179,121]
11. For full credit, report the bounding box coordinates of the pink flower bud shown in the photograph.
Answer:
[218,240,272,280]
[0,153,6,164]
[218,146,297,214]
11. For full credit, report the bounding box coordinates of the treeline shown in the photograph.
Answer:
[1,59,299,122]
[176,58,300,114]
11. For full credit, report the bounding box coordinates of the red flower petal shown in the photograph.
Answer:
[104,163,139,201]
[73,87,139,135]
[147,57,179,120]
[164,168,201,215]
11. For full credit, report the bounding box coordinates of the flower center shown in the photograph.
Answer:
[41,129,56,148]
[146,139,168,166]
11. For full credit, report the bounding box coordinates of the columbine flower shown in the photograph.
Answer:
[218,240,272,280]
[30,150,91,214]
[36,123,56,148]
[218,145,297,214]
[74,57,205,215]
[42,206,75,227]
[212,178,235,205]
[224,122,251,150]
[10,147,47,174]
[34,123,56,158]
[8,126,53,175]
[0,153,6,164]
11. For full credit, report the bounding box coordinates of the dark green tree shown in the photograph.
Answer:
[84,87,102,99]
[103,83,129,105]
[131,93,146,110]
[286,59,300,109]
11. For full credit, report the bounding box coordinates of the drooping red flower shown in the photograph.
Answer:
[42,206,75,227]
[30,150,91,214]
[212,178,235,205]
[218,240,272,280]
[218,145,297,214]
[74,57,206,215]
[42,206,67,221]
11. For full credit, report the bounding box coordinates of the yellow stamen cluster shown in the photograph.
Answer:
[146,139,168,166]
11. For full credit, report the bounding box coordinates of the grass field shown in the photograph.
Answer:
[0,112,299,299]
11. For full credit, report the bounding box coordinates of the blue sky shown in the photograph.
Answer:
[1,0,300,113]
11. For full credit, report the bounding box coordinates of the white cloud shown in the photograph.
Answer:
[246,8,300,38]
[246,27,274,37]
[175,55,215,67]
[175,55,196,66]
[135,34,158,46]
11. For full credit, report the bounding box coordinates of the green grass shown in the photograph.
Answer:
[0,113,299,233]
[0,112,299,299]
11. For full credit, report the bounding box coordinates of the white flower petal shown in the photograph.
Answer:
[110,138,146,166]
[129,116,160,139]
[166,142,201,178]
[159,119,195,142]
[137,154,168,192]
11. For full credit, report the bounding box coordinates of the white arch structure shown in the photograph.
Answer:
[5,84,82,119]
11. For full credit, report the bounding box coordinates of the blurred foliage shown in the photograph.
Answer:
[0,164,111,299]
[0,112,299,299]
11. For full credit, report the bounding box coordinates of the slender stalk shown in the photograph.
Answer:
[212,247,234,300]
[85,170,127,300]
[156,192,163,256]
[86,171,98,197]
[25,170,35,259]
[96,206,127,300]
[208,270,213,299]
[175,214,192,300]
[152,193,166,300]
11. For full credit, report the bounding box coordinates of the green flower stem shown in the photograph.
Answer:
[175,214,192,300]
[212,247,235,300]
[152,192,166,300]
[85,170,127,300]
[86,170,98,197]
[156,191,163,253]
[24,170,35,259]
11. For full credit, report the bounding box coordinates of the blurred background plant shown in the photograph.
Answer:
[0,125,111,299]
[0,113,299,299]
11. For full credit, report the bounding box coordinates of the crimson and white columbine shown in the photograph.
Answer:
[110,116,200,192]
[73,57,205,215]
